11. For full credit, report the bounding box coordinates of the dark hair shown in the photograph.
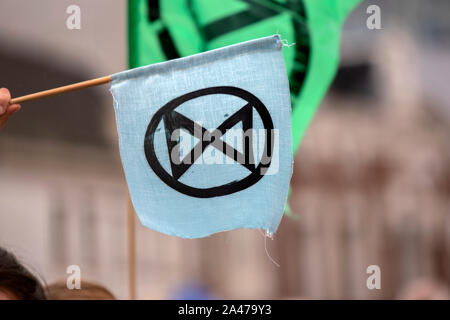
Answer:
[0,247,46,300]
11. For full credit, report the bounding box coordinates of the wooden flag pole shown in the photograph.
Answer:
[127,195,137,300]
[9,75,112,105]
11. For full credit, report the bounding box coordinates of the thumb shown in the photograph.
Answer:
[0,88,11,115]
[0,100,6,115]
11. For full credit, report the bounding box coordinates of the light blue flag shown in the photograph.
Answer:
[110,35,292,238]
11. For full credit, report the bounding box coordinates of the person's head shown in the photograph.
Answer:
[397,278,450,300]
[0,247,46,300]
[46,280,116,300]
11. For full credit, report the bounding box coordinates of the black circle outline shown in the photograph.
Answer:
[144,86,274,198]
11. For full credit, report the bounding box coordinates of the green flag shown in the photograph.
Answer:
[128,0,361,152]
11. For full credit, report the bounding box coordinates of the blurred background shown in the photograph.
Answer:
[0,0,449,299]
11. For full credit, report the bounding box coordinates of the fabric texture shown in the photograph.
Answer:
[128,0,362,153]
[111,35,292,238]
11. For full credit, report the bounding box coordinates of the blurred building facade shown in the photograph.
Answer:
[0,0,449,299]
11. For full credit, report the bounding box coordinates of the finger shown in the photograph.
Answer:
[0,88,11,115]
[6,104,21,116]
[0,114,10,130]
